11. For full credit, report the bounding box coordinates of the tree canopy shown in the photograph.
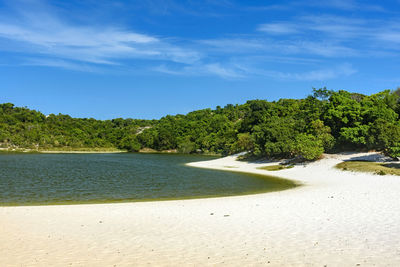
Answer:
[2,88,400,160]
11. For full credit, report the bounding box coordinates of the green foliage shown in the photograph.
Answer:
[294,134,324,160]
[312,87,334,100]
[2,87,400,160]
[339,124,369,147]
[387,143,400,158]
[336,161,400,176]
[233,133,254,152]
[177,138,196,154]
[119,135,141,152]
[368,119,400,149]
[309,120,335,151]
[0,103,153,151]
[254,116,297,158]
[257,165,294,171]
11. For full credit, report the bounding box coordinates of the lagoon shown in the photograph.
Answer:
[0,153,296,206]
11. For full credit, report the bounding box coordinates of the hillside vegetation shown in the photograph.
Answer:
[2,88,400,160]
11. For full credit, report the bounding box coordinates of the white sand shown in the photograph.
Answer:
[1,152,400,266]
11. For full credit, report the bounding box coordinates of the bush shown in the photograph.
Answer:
[376,170,386,176]
[119,136,141,152]
[177,139,196,154]
[294,134,324,161]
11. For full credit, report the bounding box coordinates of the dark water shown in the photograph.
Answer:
[0,153,296,206]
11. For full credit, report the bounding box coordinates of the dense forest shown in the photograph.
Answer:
[2,88,400,160]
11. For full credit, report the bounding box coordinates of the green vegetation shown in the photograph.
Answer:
[257,165,294,171]
[336,161,400,176]
[2,88,400,160]
[0,103,155,152]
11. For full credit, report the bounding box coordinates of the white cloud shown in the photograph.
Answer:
[153,62,245,79]
[301,0,385,12]
[268,63,357,81]
[257,23,299,34]
[257,15,370,40]
[199,38,266,51]
[292,41,357,57]
[200,36,356,58]
[253,14,400,58]
[311,0,358,10]
[0,24,157,48]
[22,58,101,72]
[153,60,357,82]
[246,0,385,13]
[377,32,400,43]
[0,1,387,82]
[0,2,201,66]
[205,63,244,79]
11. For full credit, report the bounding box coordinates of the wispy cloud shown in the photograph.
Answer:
[377,31,400,43]
[244,0,386,13]
[255,14,400,59]
[258,14,400,47]
[0,0,391,82]
[257,23,299,34]
[153,62,245,79]
[223,63,357,81]
[154,60,356,82]
[0,1,201,68]
[292,0,387,12]
[269,63,357,81]
[308,0,359,10]
[22,58,102,72]
[198,38,268,54]
[200,37,357,58]
[204,63,245,79]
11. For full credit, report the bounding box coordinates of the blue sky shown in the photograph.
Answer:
[1,0,400,119]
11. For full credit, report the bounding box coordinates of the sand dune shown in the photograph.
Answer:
[1,152,400,266]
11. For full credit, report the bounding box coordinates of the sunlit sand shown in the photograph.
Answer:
[1,152,400,266]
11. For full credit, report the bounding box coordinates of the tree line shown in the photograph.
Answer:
[2,88,400,160]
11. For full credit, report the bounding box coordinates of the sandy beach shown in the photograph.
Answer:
[1,152,400,266]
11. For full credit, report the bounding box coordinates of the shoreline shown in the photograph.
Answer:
[0,154,296,207]
[38,150,126,154]
[0,147,126,153]
[0,148,221,156]
[1,152,400,265]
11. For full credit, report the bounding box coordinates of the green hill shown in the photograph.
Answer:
[2,88,400,160]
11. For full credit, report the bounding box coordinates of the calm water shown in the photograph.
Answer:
[0,153,296,206]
